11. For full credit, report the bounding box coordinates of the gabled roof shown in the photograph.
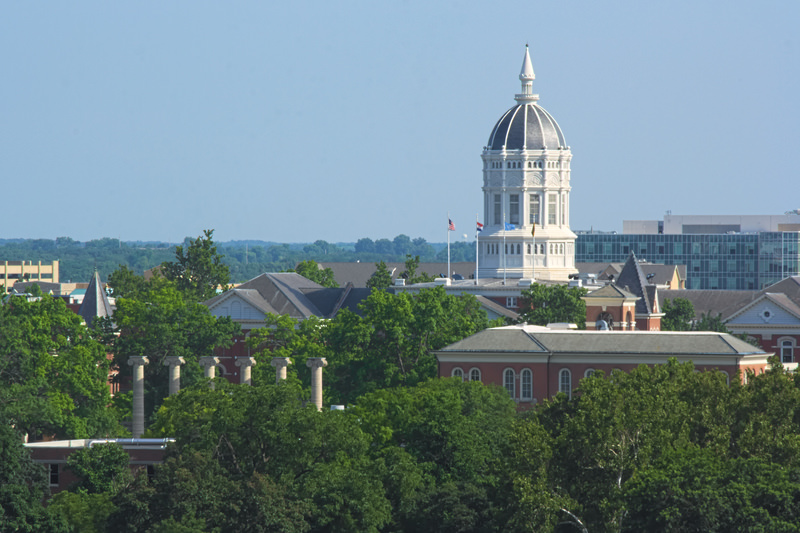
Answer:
[78,271,114,327]
[583,283,639,300]
[615,252,656,315]
[724,292,800,323]
[205,273,325,320]
[659,289,757,320]
[474,295,521,321]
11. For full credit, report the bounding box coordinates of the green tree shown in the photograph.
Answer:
[0,295,123,440]
[65,443,132,494]
[350,378,517,532]
[661,297,695,331]
[0,423,67,532]
[694,312,729,333]
[536,361,734,532]
[161,229,230,302]
[399,254,436,284]
[517,283,588,328]
[366,260,393,290]
[106,265,149,299]
[110,283,240,424]
[293,259,338,288]
[624,447,800,532]
[130,381,391,533]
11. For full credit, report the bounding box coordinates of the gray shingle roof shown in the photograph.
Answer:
[78,271,114,327]
[615,253,655,314]
[437,326,765,356]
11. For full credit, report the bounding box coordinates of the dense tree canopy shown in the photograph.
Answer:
[661,297,695,331]
[0,294,123,440]
[160,229,230,302]
[108,280,240,423]
[247,286,501,404]
[292,259,338,288]
[517,283,588,328]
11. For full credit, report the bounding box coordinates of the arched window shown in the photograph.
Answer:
[469,368,481,382]
[451,367,464,381]
[584,368,596,379]
[559,369,572,399]
[781,338,795,363]
[720,370,730,385]
[504,368,515,398]
[521,369,532,400]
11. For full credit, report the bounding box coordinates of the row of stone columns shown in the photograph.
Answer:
[127,355,329,437]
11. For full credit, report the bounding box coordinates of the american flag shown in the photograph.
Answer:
[448,219,455,231]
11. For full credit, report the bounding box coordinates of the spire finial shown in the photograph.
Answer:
[515,45,539,104]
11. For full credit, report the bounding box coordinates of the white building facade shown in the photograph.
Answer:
[478,47,577,281]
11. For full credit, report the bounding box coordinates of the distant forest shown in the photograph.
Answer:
[0,235,477,284]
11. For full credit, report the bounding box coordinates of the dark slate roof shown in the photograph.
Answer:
[205,273,325,320]
[318,262,475,288]
[487,104,566,150]
[78,271,114,327]
[437,326,765,356]
[584,284,639,300]
[474,295,521,321]
[205,274,374,322]
[659,289,758,320]
[615,253,656,315]
[577,262,685,287]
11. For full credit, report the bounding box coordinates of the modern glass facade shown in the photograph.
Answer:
[576,232,800,290]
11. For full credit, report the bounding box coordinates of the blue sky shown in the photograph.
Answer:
[2,2,797,243]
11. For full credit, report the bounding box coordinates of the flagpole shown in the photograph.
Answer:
[531,222,536,282]
[502,213,507,286]
[475,214,479,286]
[447,213,451,280]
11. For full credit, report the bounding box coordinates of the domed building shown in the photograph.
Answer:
[478,46,577,282]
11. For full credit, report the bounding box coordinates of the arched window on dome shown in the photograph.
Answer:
[527,244,531,254]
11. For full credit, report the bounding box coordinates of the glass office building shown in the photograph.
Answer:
[576,232,800,290]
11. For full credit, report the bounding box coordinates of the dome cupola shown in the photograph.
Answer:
[486,45,566,151]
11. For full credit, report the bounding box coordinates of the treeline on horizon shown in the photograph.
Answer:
[0,235,476,284]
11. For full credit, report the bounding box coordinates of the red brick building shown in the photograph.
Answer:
[435,325,770,405]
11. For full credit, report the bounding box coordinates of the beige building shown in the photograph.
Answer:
[1,260,59,292]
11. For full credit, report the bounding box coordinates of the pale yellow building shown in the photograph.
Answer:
[1,260,59,291]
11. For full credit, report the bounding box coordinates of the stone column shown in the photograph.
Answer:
[235,357,257,385]
[270,357,292,384]
[198,356,221,389]
[128,356,149,438]
[306,357,328,411]
[163,356,185,396]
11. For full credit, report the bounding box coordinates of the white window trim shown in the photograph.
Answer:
[559,368,572,399]
[521,368,533,401]
[469,367,482,382]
